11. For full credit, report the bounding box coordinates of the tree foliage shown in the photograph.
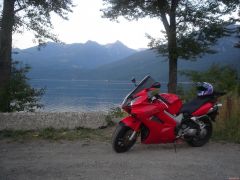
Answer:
[181,64,239,92]
[0,0,73,112]
[180,64,240,100]
[0,61,45,112]
[103,0,239,57]
[102,0,240,93]
[0,0,74,45]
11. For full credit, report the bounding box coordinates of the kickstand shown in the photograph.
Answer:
[173,140,177,153]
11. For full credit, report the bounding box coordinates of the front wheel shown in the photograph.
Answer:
[187,119,212,147]
[112,124,137,153]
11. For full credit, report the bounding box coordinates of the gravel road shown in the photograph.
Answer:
[0,140,240,180]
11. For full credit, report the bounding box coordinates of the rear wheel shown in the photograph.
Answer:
[112,124,137,153]
[187,119,212,147]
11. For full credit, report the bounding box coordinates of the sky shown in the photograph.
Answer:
[10,0,164,50]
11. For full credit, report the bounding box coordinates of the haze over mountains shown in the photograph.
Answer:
[87,35,240,81]
[15,40,137,69]
[13,36,240,82]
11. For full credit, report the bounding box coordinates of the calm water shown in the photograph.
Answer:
[31,79,136,112]
[30,79,192,112]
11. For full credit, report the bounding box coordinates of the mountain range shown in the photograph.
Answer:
[83,35,240,81]
[13,36,240,81]
[13,40,137,79]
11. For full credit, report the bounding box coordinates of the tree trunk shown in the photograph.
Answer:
[167,29,178,93]
[167,0,178,94]
[0,0,15,111]
[168,52,178,93]
[0,0,15,90]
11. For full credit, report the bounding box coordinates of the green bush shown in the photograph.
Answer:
[0,61,45,112]
[180,64,239,100]
[108,107,126,118]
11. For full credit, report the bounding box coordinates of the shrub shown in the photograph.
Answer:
[0,61,45,112]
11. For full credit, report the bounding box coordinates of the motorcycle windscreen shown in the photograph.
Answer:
[121,75,157,107]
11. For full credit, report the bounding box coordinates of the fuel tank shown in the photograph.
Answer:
[159,93,183,115]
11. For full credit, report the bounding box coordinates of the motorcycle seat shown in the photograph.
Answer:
[179,96,214,115]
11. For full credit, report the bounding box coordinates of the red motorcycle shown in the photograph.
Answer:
[112,75,225,153]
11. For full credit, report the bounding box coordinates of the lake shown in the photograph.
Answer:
[30,79,193,112]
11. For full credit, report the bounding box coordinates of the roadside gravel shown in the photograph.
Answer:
[0,140,239,180]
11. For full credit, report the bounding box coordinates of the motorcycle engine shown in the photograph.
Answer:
[177,119,199,139]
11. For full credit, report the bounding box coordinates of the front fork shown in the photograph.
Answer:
[129,131,138,141]
[120,116,141,141]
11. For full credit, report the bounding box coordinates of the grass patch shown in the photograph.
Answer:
[212,93,240,143]
[108,107,126,118]
[0,107,125,142]
[0,127,113,142]
[0,129,35,140]
[104,107,127,127]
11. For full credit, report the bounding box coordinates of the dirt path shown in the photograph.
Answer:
[0,140,240,180]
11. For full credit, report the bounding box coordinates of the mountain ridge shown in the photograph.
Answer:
[13,40,137,69]
[13,37,240,81]
[79,35,240,81]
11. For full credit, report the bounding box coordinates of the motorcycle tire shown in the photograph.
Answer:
[187,119,212,147]
[112,124,137,153]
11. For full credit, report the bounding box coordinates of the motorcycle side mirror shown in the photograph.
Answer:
[152,82,161,88]
[131,77,137,87]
